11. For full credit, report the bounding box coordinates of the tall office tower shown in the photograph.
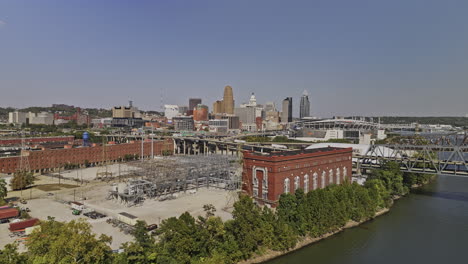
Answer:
[189,98,202,111]
[223,85,234,114]
[281,97,293,123]
[213,100,224,114]
[299,90,310,118]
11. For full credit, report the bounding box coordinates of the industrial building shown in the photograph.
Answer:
[112,101,141,119]
[91,118,113,129]
[0,136,74,146]
[8,111,54,125]
[111,101,144,128]
[54,107,90,126]
[242,147,352,207]
[111,118,145,128]
[173,116,194,131]
[0,139,173,174]
[107,155,241,207]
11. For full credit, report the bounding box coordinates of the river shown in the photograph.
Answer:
[266,175,468,264]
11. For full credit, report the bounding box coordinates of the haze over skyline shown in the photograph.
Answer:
[1,0,467,117]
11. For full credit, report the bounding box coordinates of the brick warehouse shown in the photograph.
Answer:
[242,147,352,207]
[0,139,173,174]
[0,136,74,146]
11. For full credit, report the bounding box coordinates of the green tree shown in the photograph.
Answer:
[153,212,202,264]
[10,170,34,191]
[364,179,392,208]
[26,219,113,264]
[133,220,155,249]
[225,195,267,260]
[0,178,7,204]
[0,243,28,264]
[368,162,408,196]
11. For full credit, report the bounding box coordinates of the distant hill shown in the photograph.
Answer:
[0,106,112,121]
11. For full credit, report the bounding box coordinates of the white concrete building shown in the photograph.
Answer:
[8,111,54,125]
[164,105,179,120]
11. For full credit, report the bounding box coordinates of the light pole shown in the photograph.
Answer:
[151,119,154,159]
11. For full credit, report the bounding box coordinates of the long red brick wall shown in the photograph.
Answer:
[0,139,174,174]
[0,136,75,146]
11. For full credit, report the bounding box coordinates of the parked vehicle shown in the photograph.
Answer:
[72,210,81,215]
[146,224,158,231]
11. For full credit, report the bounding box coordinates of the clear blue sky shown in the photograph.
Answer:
[1,0,467,117]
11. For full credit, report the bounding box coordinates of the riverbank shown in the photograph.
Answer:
[241,176,437,264]
[239,207,391,264]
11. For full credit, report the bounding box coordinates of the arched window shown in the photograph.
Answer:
[321,171,326,188]
[284,178,290,194]
[329,169,334,184]
[304,174,309,193]
[343,167,348,182]
[313,172,318,190]
[253,175,258,187]
[294,176,300,191]
[336,168,341,184]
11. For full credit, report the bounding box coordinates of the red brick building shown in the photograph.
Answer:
[242,147,352,207]
[0,139,173,174]
[0,136,74,146]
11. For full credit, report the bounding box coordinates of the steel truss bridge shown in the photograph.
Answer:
[103,132,468,176]
[355,133,468,176]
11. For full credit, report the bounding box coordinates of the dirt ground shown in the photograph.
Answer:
[2,178,236,250]
[1,162,237,250]
[48,163,140,182]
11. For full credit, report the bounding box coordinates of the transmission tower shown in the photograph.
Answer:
[18,131,30,173]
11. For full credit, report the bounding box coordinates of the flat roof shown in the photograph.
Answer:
[248,147,349,157]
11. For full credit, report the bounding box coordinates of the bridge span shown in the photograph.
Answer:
[103,133,468,176]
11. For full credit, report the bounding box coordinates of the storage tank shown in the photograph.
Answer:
[83,132,90,140]
[83,132,90,147]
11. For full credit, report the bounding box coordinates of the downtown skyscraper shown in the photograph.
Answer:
[299,90,310,118]
[281,97,293,123]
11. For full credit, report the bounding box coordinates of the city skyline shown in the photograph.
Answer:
[1,0,468,117]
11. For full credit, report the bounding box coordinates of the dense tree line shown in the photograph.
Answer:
[380,116,467,128]
[0,162,433,264]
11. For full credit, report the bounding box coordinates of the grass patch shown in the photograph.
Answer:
[35,184,79,192]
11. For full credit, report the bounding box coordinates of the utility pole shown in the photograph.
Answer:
[151,121,154,159]
[141,127,144,161]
